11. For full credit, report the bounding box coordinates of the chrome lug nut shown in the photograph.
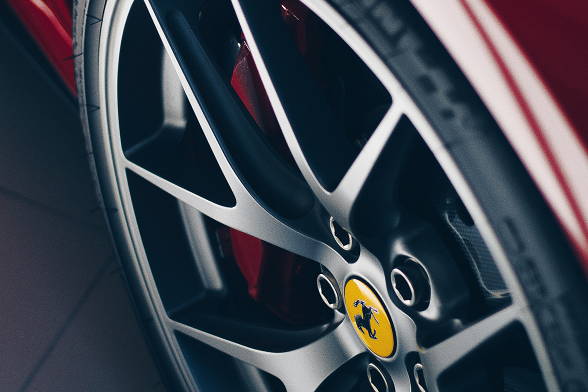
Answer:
[391,258,430,309]
[414,363,428,392]
[329,217,356,251]
[317,273,342,310]
[367,363,390,392]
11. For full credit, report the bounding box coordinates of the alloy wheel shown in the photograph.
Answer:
[74,0,588,390]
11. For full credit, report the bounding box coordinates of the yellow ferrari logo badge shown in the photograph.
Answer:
[345,279,395,357]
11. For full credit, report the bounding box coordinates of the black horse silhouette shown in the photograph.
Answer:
[353,299,379,339]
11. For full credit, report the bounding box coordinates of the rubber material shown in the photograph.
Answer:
[72,0,191,390]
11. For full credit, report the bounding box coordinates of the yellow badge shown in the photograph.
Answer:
[345,278,395,357]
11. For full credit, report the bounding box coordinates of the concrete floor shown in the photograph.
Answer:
[0,11,169,392]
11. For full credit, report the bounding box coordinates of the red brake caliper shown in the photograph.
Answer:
[227,0,329,325]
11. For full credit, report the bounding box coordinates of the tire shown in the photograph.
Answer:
[73,0,588,391]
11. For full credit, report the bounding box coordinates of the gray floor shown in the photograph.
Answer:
[0,17,169,392]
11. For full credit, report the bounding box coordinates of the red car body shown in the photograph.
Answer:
[7,0,588,273]
[6,0,75,95]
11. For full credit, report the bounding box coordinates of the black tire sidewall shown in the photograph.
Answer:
[73,0,193,390]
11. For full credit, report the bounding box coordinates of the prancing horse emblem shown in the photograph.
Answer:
[353,299,379,339]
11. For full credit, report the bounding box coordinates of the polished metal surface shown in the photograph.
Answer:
[367,363,390,392]
[317,273,343,310]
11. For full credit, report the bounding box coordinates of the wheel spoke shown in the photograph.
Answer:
[327,104,404,228]
[231,0,359,192]
[136,0,409,263]
[109,0,349,267]
[420,304,524,390]
[143,0,315,220]
[141,0,234,180]
[122,44,187,158]
[125,160,344,269]
[170,317,365,392]
[229,0,413,231]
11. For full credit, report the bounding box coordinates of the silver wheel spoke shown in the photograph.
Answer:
[112,0,345,265]
[328,104,404,227]
[231,0,414,235]
[232,0,359,194]
[141,0,245,199]
[420,304,524,390]
[125,160,344,269]
[144,0,316,220]
[170,317,365,392]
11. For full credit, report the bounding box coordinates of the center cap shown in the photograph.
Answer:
[345,278,395,357]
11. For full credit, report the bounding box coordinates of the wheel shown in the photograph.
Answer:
[73,0,588,390]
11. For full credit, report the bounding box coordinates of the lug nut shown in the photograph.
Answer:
[391,258,430,309]
[414,363,428,392]
[330,217,355,251]
[367,363,390,392]
[317,273,342,310]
